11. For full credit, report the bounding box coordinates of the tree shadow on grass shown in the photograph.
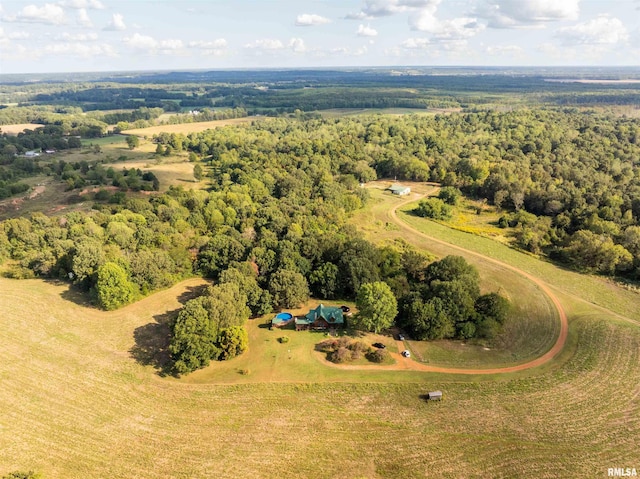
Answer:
[46,279,96,308]
[130,308,180,377]
[129,283,207,377]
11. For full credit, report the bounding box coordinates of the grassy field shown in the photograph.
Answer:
[121,117,257,136]
[350,184,561,367]
[2,181,639,478]
[0,123,45,135]
[1,275,638,478]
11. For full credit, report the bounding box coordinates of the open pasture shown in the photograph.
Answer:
[121,117,256,136]
[0,123,45,135]
[351,184,562,367]
[0,275,638,478]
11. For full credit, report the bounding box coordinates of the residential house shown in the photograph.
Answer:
[295,304,344,331]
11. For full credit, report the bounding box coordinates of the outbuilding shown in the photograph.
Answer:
[427,390,442,401]
[388,184,411,196]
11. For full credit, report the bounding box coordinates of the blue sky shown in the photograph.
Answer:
[0,0,638,74]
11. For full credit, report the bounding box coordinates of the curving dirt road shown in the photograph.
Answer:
[329,192,569,375]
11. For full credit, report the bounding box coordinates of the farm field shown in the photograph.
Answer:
[121,117,257,136]
[102,157,204,192]
[1,273,639,477]
[0,123,45,135]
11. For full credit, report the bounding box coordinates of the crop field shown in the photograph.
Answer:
[121,117,257,136]
[0,123,45,135]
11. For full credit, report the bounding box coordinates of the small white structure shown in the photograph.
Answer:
[388,184,411,196]
[24,150,40,157]
[427,390,442,401]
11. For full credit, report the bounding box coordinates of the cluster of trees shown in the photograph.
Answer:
[0,113,518,377]
[45,160,159,192]
[172,111,639,279]
[169,282,249,374]
[1,125,85,155]
[398,256,510,340]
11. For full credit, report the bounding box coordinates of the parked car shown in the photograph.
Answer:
[340,305,350,313]
[398,334,405,341]
[372,342,386,349]
[401,350,411,358]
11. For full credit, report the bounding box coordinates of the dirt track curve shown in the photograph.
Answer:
[332,192,569,375]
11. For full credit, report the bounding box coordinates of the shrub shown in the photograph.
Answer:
[278,336,290,344]
[366,349,389,363]
[329,347,351,364]
[316,338,338,352]
[414,197,452,220]
[348,340,369,360]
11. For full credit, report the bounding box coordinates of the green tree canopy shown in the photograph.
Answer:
[269,269,310,309]
[95,262,136,310]
[355,281,398,334]
[126,135,140,150]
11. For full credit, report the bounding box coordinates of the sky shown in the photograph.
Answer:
[0,0,639,74]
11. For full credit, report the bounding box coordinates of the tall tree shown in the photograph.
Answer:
[126,135,140,150]
[95,262,136,310]
[355,281,398,334]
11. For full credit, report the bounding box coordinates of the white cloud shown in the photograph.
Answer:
[59,0,104,9]
[56,32,98,41]
[44,42,116,57]
[244,39,285,50]
[3,3,66,25]
[76,8,93,27]
[401,37,430,49]
[0,28,30,40]
[188,39,228,56]
[347,0,438,19]
[289,37,306,53]
[485,44,524,55]
[407,1,484,45]
[477,0,580,28]
[411,12,483,40]
[188,39,227,49]
[103,13,126,31]
[295,13,331,26]
[326,45,368,56]
[159,39,184,51]
[357,24,378,37]
[555,15,629,45]
[123,33,157,50]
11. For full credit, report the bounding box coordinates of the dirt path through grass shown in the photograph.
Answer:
[331,192,570,375]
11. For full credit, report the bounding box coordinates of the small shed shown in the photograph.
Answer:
[427,390,442,401]
[388,184,411,196]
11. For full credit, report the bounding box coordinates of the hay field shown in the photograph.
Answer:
[1,276,639,478]
[121,118,256,136]
[0,123,45,135]
[102,158,204,192]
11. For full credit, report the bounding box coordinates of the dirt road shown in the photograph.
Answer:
[329,192,569,375]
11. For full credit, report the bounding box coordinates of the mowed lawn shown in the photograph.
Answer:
[1,276,639,478]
